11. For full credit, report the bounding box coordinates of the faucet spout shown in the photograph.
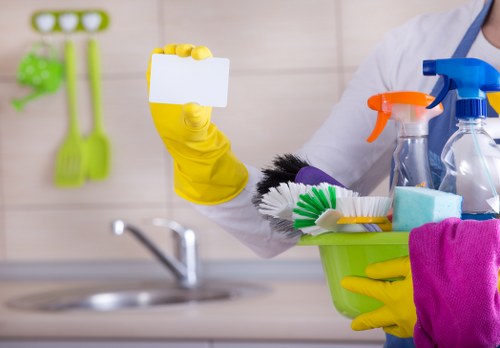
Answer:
[111,219,199,288]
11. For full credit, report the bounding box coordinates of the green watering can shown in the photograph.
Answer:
[12,43,64,111]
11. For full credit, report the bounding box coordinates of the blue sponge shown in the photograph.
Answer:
[393,187,462,231]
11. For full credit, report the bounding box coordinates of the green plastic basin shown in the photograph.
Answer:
[298,231,409,318]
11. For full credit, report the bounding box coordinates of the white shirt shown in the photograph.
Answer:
[195,0,500,258]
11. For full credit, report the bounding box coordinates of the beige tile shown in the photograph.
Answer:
[161,0,338,71]
[216,72,341,168]
[171,206,320,261]
[0,79,170,206]
[0,0,160,77]
[5,207,170,261]
[340,0,470,67]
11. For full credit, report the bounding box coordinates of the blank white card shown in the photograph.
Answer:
[148,54,230,107]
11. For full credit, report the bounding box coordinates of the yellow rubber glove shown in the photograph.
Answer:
[487,91,500,114]
[147,44,248,205]
[341,256,416,338]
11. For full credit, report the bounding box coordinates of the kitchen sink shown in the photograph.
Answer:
[6,280,268,312]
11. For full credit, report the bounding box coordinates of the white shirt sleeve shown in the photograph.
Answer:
[193,165,299,258]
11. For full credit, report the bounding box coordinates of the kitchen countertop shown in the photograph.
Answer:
[0,279,385,343]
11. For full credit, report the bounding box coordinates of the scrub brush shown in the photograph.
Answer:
[254,153,310,200]
[256,182,311,238]
[293,183,359,235]
[252,154,310,238]
[258,182,311,220]
[336,196,393,231]
[252,153,354,237]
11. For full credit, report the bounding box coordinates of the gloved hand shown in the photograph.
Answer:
[147,44,248,205]
[341,256,416,338]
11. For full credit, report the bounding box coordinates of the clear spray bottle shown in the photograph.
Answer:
[366,91,443,195]
[423,58,500,219]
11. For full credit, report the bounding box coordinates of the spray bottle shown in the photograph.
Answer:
[366,91,443,195]
[423,57,500,219]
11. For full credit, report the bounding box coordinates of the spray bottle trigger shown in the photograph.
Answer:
[366,111,391,143]
[427,76,456,109]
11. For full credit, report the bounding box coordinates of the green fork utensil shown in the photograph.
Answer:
[54,39,88,187]
[86,37,111,180]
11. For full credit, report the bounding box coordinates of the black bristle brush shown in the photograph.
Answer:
[252,154,310,238]
[255,154,310,197]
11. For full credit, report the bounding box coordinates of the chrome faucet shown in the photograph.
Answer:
[111,219,199,289]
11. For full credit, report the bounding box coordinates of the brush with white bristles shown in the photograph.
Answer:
[258,182,311,221]
[336,196,393,231]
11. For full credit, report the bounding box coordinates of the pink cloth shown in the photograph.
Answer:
[409,217,500,348]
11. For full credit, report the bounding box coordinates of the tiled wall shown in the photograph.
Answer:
[0,0,467,263]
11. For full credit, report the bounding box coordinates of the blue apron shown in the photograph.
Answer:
[386,1,494,347]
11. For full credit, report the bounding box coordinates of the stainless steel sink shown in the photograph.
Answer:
[7,280,267,312]
[7,220,268,312]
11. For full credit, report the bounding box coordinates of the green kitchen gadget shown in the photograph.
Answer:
[54,39,88,188]
[11,43,64,111]
[84,13,111,181]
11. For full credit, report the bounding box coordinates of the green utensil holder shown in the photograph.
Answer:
[298,231,409,318]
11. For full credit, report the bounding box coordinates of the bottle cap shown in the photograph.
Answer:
[456,99,487,119]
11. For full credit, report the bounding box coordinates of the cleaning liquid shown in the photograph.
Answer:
[366,91,443,195]
[423,58,500,219]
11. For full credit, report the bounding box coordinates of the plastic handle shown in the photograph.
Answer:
[65,40,80,136]
[88,38,103,132]
[426,76,456,109]
[367,111,391,143]
[367,94,387,142]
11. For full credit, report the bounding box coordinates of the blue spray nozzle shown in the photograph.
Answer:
[423,58,500,116]
[422,60,437,76]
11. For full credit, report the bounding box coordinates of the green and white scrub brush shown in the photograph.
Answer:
[292,183,359,235]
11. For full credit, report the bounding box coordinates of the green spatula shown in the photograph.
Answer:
[86,37,111,180]
[54,39,88,187]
